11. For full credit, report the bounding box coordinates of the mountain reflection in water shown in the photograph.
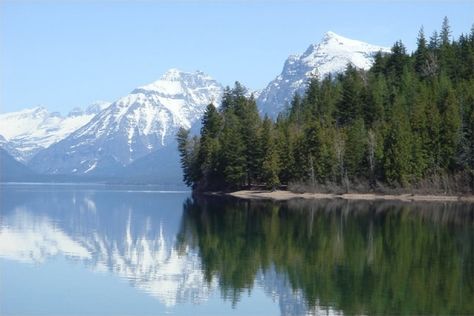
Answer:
[0,185,473,316]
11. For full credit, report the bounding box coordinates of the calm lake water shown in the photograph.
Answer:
[1,184,473,316]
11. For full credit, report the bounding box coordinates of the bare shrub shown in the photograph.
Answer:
[288,172,473,195]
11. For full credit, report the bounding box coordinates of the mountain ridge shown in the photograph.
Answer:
[28,69,223,176]
[1,32,391,183]
[0,101,111,162]
[257,31,390,116]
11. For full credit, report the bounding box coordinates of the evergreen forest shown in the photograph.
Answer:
[177,18,474,193]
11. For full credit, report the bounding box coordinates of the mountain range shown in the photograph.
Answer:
[28,69,222,177]
[0,32,389,184]
[0,101,110,162]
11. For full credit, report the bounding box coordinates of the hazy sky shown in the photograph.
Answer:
[1,1,473,113]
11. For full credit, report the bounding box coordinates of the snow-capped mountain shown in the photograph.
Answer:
[2,32,390,181]
[257,31,390,116]
[0,101,110,162]
[28,69,223,175]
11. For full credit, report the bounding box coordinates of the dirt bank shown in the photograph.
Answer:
[228,190,474,203]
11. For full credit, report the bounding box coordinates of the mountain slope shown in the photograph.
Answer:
[29,69,223,175]
[0,135,23,161]
[0,101,110,162]
[257,31,390,116]
[120,146,182,184]
[0,148,36,181]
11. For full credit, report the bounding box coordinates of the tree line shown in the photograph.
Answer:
[177,18,474,192]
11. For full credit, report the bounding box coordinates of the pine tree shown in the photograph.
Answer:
[177,127,199,187]
[319,75,338,123]
[458,33,474,80]
[232,81,248,102]
[303,121,320,173]
[289,93,303,125]
[440,89,461,170]
[458,83,474,176]
[440,16,451,46]
[414,27,429,77]
[219,112,246,188]
[438,17,456,79]
[198,103,223,187]
[400,66,417,106]
[275,120,296,184]
[429,31,439,50]
[303,120,334,183]
[260,117,280,189]
[303,77,320,121]
[367,129,377,187]
[336,65,363,126]
[424,98,442,173]
[386,41,408,81]
[364,74,387,126]
[292,136,309,181]
[344,118,367,180]
[383,97,412,186]
[239,94,261,186]
[371,51,387,76]
[471,24,474,43]
[201,103,222,138]
[333,129,347,186]
[410,90,429,179]
[220,86,233,113]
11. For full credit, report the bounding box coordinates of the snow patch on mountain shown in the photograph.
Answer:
[0,101,110,161]
[28,69,223,175]
[257,31,390,116]
[0,135,23,162]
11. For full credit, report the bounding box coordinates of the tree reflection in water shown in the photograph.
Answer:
[177,196,474,315]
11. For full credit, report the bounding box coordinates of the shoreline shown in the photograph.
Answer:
[227,190,474,203]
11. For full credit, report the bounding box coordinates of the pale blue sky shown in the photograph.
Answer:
[1,1,473,113]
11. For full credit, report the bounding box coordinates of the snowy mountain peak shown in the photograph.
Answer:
[84,100,111,115]
[31,105,48,113]
[9,106,48,118]
[133,69,221,102]
[0,102,110,162]
[29,69,223,175]
[319,31,388,54]
[161,68,208,80]
[321,30,350,43]
[257,31,390,116]
[324,30,338,38]
[160,68,187,80]
[67,101,110,117]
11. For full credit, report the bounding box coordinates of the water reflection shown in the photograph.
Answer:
[1,185,473,315]
[0,186,212,308]
[178,197,474,315]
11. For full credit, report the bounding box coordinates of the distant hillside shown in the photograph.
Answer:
[0,148,36,181]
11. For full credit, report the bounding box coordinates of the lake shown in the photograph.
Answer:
[1,184,473,316]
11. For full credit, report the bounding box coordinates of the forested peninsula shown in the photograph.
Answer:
[177,19,474,195]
